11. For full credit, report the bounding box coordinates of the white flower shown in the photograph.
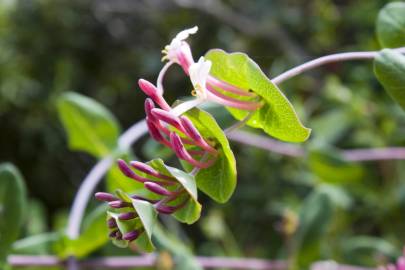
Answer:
[189,57,212,99]
[162,26,198,63]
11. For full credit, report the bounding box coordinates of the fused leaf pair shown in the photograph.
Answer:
[96,158,201,252]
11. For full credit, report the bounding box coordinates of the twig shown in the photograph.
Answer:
[271,47,405,85]
[8,255,379,270]
[6,255,284,269]
[227,130,405,161]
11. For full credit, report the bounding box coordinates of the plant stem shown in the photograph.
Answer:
[271,47,405,85]
[228,130,405,161]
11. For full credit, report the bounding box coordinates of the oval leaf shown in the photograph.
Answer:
[376,2,405,48]
[0,163,27,262]
[205,49,311,143]
[183,107,237,203]
[374,49,405,111]
[57,92,121,158]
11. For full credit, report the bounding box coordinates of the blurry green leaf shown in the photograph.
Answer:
[12,233,59,255]
[55,205,109,258]
[318,184,353,209]
[153,224,203,270]
[130,199,157,251]
[57,92,120,157]
[342,236,399,266]
[292,189,333,269]
[205,49,311,142]
[310,109,353,144]
[309,146,364,183]
[374,49,405,111]
[183,107,236,203]
[24,200,47,236]
[376,2,405,48]
[0,163,27,263]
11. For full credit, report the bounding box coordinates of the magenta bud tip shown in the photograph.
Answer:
[107,218,117,228]
[108,200,131,208]
[144,181,172,196]
[95,192,116,202]
[117,159,136,179]
[118,212,137,220]
[123,230,141,242]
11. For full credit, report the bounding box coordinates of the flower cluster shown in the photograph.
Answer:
[379,248,405,270]
[95,26,256,246]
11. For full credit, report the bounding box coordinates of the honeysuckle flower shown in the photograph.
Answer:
[189,57,211,100]
[162,26,198,69]
[158,26,262,111]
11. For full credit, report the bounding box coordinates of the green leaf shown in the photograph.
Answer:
[308,146,364,184]
[54,205,109,258]
[342,236,399,266]
[183,107,237,203]
[148,159,202,224]
[376,2,405,48]
[374,49,405,111]
[57,92,121,158]
[205,49,311,142]
[291,189,333,269]
[153,224,203,270]
[108,194,158,252]
[0,163,27,262]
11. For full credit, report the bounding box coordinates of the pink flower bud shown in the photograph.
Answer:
[170,132,216,168]
[144,98,156,120]
[108,200,131,208]
[118,212,137,220]
[117,159,136,179]
[130,161,173,180]
[95,192,117,202]
[144,181,172,196]
[123,230,141,242]
[107,218,117,229]
[138,79,171,111]
[156,204,177,214]
[169,132,188,160]
[109,230,119,238]
[151,108,184,132]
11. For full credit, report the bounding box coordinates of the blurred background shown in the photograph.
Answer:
[1,0,405,268]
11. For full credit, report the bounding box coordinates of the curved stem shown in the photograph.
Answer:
[156,61,174,95]
[227,130,405,161]
[271,47,405,85]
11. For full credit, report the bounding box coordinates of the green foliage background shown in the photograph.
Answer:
[1,0,404,269]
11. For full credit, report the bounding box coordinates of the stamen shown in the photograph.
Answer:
[207,76,256,97]
[206,85,262,110]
